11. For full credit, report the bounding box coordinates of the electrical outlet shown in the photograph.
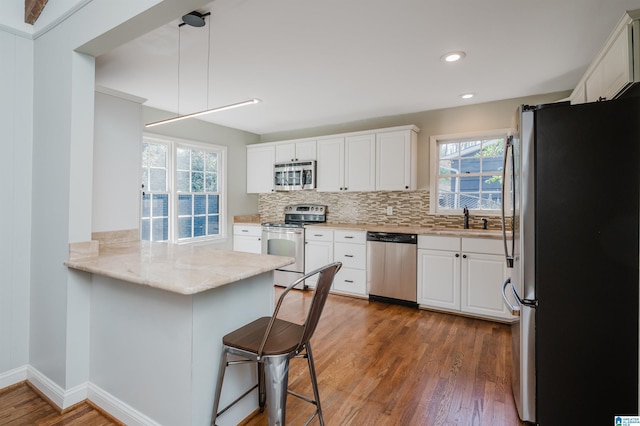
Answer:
[386,206,393,215]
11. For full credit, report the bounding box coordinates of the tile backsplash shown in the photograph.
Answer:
[258,190,504,230]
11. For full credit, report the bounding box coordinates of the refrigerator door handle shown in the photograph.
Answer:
[501,136,515,268]
[501,278,521,316]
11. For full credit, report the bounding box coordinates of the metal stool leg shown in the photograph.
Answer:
[211,347,229,426]
[264,355,290,426]
[306,343,324,426]
[258,362,266,412]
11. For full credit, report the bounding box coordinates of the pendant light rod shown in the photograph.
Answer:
[145,99,261,128]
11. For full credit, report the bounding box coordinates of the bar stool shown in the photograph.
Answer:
[211,261,342,426]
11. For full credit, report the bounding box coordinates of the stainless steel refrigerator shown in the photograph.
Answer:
[501,97,640,424]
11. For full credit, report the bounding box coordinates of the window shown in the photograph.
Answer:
[430,129,510,215]
[141,136,226,242]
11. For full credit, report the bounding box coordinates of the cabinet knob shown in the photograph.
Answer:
[405,185,409,189]
[455,253,460,258]
[463,254,467,259]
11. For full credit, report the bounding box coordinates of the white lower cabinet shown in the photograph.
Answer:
[304,229,334,288]
[461,252,509,318]
[418,247,461,311]
[232,224,262,254]
[304,228,367,296]
[332,230,367,296]
[418,235,515,321]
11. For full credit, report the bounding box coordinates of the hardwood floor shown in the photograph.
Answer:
[241,288,525,426]
[0,288,524,426]
[0,382,120,425]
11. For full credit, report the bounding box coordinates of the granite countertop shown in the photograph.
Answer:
[64,240,294,295]
[304,223,506,239]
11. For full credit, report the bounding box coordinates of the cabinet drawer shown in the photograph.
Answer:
[233,224,261,237]
[333,268,367,295]
[418,235,460,251]
[305,229,334,242]
[334,229,366,244]
[334,242,366,269]
[462,237,504,255]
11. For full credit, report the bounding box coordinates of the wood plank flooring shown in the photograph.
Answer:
[241,288,525,426]
[0,382,120,425]
[0,288,524,425]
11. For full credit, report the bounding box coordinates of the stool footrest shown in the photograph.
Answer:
[216,384,258,418]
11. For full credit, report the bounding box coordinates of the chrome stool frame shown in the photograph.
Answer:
[211,262,342,426]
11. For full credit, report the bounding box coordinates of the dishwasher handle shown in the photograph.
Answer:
[366,232,417,244]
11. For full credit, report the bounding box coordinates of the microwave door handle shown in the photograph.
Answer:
[501,136,514,268]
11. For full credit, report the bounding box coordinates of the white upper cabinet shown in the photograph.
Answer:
[316,137,345,192]
[246,144,275,193]
[316,134,375,192]
[275,140,317,163]
[572,11,640,104]
[250,125,419,193]
[344,134,376,192]
[376,129,417,191]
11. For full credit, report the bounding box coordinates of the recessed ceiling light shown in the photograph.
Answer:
[441,51,466,63]
[460,93,475,99]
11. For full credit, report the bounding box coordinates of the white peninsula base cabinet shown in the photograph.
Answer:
[418,235,515,322]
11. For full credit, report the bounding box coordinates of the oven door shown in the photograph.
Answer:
[261,226,305,287]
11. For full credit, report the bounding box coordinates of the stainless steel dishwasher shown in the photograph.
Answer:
[367,232,417,307]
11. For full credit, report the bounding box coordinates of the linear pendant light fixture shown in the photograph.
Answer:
[145,98,260,128]
[145,11,260,128]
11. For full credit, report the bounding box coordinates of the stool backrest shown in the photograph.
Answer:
[258,261,342,357]
[299,261,342,347]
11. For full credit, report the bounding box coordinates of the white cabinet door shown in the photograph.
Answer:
[344,134,375,192]
[246,145,275,193]
[376,130,416,191]
[294,140,317,161]
[585,23,634,102]
[316,137,345,192]
[602,24,633,100]
[233,224,262,254]
[305,230,334,288]
[461,253,511,319]
[275,140,317,162]
[233,235,262,254]
[275,143,296,163]
[417,249,461,310]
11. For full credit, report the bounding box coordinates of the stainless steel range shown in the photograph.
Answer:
[262,204,326,288]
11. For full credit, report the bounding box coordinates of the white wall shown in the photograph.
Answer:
[28,0,211,393]
[0,29,32,377]
[93,90,144,233]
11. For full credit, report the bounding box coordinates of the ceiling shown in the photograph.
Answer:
[95,0,640,135]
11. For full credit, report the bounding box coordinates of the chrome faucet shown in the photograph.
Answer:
[463,205,469,229]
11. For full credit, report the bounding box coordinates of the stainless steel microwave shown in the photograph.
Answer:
[274,160,316,191]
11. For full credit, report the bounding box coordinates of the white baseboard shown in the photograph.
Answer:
[2,366,159,425]
[0,365,28,389]
[87,383,162,426]
[26,366,88,409]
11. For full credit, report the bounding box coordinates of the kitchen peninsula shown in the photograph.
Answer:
[65,238,294,426]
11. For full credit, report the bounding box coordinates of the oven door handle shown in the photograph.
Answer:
[263,229,304,235]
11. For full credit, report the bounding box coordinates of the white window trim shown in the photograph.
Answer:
[142,133,227,244]
[429,128,514,216]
